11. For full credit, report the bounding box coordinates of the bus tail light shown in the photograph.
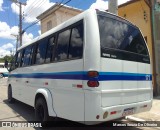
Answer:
[110,111,117,115]
[87,81,99,87]
[88,71,99,78]
[87,71,99,87]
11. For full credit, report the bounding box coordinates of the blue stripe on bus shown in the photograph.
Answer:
[98,72,152,81]
[9,71,152,81]
[3,72,9,77]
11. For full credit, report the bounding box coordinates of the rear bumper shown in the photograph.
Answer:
[102,99,152,120]
[85,99,152,125]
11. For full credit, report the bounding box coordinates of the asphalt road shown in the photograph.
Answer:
[0,78,156,130]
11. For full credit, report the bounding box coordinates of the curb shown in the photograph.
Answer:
[125,116,145,122]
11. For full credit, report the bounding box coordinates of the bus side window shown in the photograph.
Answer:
[10,54,17,71]
[22,46,32,67]
[35,39,48,65]
[20,49,25,67]
[45,36,55,63]
[69,22,83,59]
[55,29,71,61]
[15,50,23,68]
[30,44,36,65]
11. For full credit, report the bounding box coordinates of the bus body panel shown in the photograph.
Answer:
[100,58,152,107]
[10,59,85,121]
[83,9,101,91]
[9,69,24,101]
[8,76,19,100]
[48,59,84,121]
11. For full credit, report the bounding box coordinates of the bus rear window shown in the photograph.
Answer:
[97,15,148,56]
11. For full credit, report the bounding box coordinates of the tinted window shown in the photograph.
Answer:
[45,37,55,63]
[55,29,71,61]
[16,50,23,67]
[35,39,48,64]
[69,23,83,59]
[10,54,17,71]
[22,46,32,67]
[98,15,148,55]
[29,45,36,65]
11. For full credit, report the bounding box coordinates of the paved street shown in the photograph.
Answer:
[0,78,158,130]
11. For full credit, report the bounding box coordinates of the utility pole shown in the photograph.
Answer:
[108,0,118,15]
[19,2,22,46]
[11,34,18,52]
[11,0,26,46]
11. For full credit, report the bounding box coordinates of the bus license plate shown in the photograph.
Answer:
[122,108,135,116]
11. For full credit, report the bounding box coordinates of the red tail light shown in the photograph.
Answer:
[88,71,99,78]
[110,111,117,115]
[87,81,99,87]
[87,71,99,87]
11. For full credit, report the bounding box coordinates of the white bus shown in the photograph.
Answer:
[8,9,152,125]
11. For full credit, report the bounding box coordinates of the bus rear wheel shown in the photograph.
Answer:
[35,97,49,126]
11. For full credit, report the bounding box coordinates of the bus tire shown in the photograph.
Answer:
[0,73,3,78]
[35,97,49,126]
[8,85,14,103]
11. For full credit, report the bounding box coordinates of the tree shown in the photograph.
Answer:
[0,55,14,63]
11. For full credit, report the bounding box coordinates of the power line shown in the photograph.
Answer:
[25,0,63,19]
[23,7,74,36]
[25,0,47,17]
[25,8,69,34]
[26,0,47,19]
[23,0,72,32]
[23,24,40,36]
[23,0,51,28]
[23,0,65,28]
[24,0,42,14]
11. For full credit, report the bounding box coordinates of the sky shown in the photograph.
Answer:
[0,0,130,58]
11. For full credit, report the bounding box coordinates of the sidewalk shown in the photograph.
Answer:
[127,96,160,121]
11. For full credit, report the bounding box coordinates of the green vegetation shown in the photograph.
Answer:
[0,55,13,63]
